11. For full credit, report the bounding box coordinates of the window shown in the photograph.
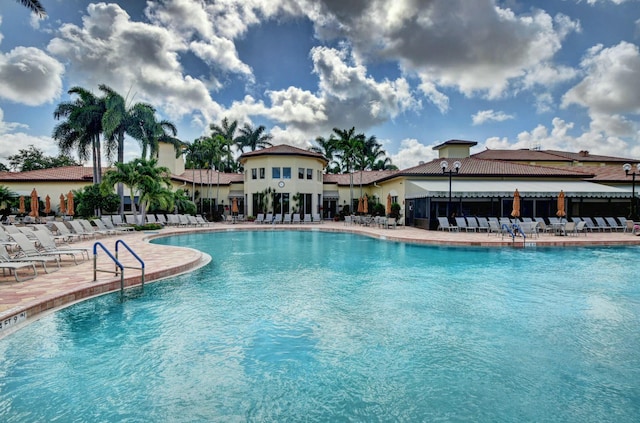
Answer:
[283,167,291,179]
[259,168,265,179]
[272,167,281,179]
[306,168,313,180]
[317,170,322,181]
[298,168,304,179]
[251,168,257,180]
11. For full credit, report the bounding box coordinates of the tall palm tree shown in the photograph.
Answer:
[53,86,105,184]
[237,123,273,152]
[332,127,365,173]
[128,105,179,160]
[209,117,240,172]
[311,135,341,173]
[17,0,46,18]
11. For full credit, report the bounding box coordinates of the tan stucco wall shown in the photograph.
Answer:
[243,155,325,215]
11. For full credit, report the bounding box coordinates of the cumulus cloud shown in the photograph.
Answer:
[47,2,221,126]
[562,42,640,115]
[0,46,64,106]
[307,0,580,99]
[472,109,514,125]
[391,138,438,169]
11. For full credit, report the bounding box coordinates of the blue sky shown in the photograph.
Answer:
[0,0,639,170]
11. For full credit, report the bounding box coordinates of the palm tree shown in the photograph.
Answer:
[237,123,273,152]
[53,86,105,185]
[310,135,341,173]
[101,158,172,223]
[209,117,240,172]
[332,127,365,173]
[17,0,46,18]
[128,105,179,160]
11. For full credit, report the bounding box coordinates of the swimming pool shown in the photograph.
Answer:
[1,230,639,421]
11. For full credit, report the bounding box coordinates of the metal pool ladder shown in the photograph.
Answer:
[501,223,528,247]
[93,240,145,298]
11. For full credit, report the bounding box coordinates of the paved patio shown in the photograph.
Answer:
[2,221,639,337]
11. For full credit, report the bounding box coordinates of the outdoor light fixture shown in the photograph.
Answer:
[441,160,462,219]
[623,163,640,219]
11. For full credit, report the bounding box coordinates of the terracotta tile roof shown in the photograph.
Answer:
[472,148,634,163]
[0,166,98,181]
[397,158,594,178]
[323,170,400,185]
[173,169,244,185]
[239,144,328,163]
[581,165,635,182]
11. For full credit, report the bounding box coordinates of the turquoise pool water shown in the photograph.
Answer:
[1,231,639,422]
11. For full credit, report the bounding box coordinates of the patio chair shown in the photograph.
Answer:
[605,217,624,232]
[67,220,96,239]
[77,219,109,237]
[272,214,283,224]
[255,213,265,224]
[455,217,474,232]
[303,214,312,224]
[437,217,457,231]
[52,222,83,242]
[573,221,588,236]
[283,213,292,224]
[0,245,37,282]
[487,220,501,236]
[92,219,118,235]
[265,213,273,224]
[31,230,89,264]
[292,214,301,224]
[312,213,322,223]
[476,217,490,232]
[195,216,210,226]
[99,218,134,232]
[7,232,60,273]
[594,217,611,232]
[581,217,597,232]
[156,214,167,225]
[178,214,190,226]
[111,215,128,227]
[466,216,480,231]
[146,214,157,224]
[617,216,628,230]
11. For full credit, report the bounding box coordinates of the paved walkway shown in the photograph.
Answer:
[2,221,639,337]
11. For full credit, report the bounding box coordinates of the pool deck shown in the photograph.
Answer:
[2,221,639,336]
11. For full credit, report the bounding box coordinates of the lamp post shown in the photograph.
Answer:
[623,163,640,220]
[441,160,461,219]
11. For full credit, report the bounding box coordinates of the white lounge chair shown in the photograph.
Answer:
[283,213,292,224]
[312,213,322,223]
[31,230,89,264]
[292,214,301,224]
[255,213,265,224]
[437,217,457,231]
[0,245,38,282]
[7,232,61,273]
[303,214,312,224]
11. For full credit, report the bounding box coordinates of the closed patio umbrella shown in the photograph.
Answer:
[67,190,74,216]
[357,196,363,214]
[59,193,66,214]
[386,193,392,216]
[511,189,520,218]
[556,190,566,218]
[45,195,51,214]
[29,188,39,218]
[232,197,239,214]
[19,196,25,214]
[363,194,368,214]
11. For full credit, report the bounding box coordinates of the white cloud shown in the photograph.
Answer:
[0,46,64,106]
[391,138,438,169]
[472,109,514,125]
[562,42,640,115]
[308,0,580,98]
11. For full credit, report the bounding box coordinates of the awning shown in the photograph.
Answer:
[322,190,339,200]
[228,190,244,198]
[405,180,630,199]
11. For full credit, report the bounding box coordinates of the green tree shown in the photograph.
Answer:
[237,123,273,152]
[73,184,119,218]
[101,158,172,223]
[209,117,240,172]
[172,189,196,215]
[53,86,106,184]
[127,105,179,160]
[0,163,9,172]
[7,145,81,172]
